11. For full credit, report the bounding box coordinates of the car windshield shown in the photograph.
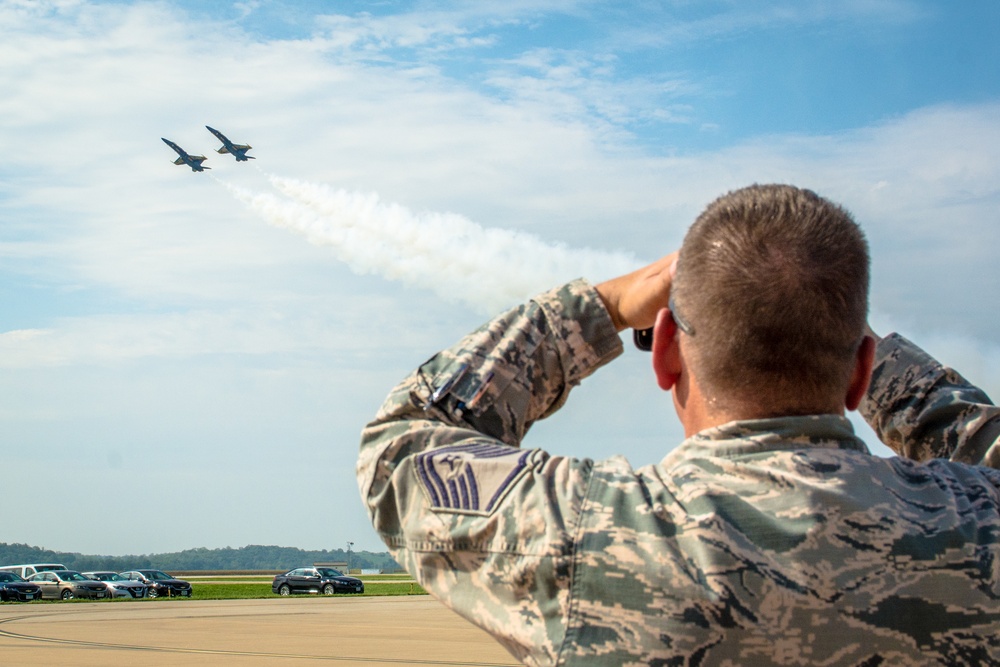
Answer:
[91,573,124,581]
[59,571,90,581]
[0,572,26,582]
[317,568,344,577]
[144,570,172,581]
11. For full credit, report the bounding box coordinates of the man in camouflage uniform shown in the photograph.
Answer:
[358,184,1000,666]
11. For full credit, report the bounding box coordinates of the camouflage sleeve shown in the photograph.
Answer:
[859,333,1000,467]
[357,279,623,665]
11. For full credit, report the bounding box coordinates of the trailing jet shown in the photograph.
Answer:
[206,126,254,161]
[161,138,210,172]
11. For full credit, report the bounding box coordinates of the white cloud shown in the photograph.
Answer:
[3,1,996,372]
[310,0,584,53]
[482,48,697,133]
[1,0,997,555]
[2,3,996,367]
[607,0,927,50]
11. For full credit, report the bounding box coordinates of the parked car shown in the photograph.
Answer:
[83,571,148,598]
[27,570,108,600]
[0,563,68,579]
[272,567,364,596]
[119,570,192,598]
[0,571,43,602]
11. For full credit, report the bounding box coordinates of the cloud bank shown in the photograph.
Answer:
[1,1,997,555]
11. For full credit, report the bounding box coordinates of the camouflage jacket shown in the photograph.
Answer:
[358,279,1000,666]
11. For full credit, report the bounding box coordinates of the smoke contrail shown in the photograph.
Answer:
[224,175,642,313]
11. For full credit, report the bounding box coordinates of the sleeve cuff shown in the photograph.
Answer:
[861,333,941,418]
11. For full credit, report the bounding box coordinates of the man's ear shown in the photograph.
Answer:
[652,307,681,391]
[845,335,876,411]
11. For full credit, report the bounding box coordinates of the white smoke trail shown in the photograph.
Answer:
[225,175,642,313]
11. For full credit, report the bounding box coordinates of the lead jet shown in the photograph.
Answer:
[206,126,254,161]
[161,138,210,172]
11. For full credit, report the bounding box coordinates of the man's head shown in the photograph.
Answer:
[668,184,870,418]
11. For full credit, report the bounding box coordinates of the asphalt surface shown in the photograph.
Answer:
[0,596,520,666]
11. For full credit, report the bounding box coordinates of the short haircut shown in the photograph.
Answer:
[672,184,870,415]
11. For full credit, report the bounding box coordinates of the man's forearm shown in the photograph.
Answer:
[860,333,1000,466]
[357,279,623,532]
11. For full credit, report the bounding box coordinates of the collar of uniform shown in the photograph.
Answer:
[665,414,870,462]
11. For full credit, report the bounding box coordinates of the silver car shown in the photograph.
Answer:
[28,570,108,600]
[84,571,148,599]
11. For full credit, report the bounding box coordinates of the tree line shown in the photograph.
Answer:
[0,543,400,573]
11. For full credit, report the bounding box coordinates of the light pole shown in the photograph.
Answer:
[347,541,354,572]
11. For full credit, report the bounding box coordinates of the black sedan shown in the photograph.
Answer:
[0,571,42,602]
[272,567,364,596]
[119,570,192,598]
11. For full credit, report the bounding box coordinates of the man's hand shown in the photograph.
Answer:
[595,252,678,332]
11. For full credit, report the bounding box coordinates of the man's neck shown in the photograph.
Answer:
[675,375,843,438]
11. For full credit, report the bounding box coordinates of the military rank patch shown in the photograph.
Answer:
[415,443,533,515]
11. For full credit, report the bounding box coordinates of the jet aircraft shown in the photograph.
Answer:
[161,138,210,172]
[206,126,254,161]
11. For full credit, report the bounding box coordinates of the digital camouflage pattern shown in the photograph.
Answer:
[860,333,1000,468]
[358,280,1000,666]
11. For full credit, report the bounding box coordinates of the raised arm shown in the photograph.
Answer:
[356,279,624,664]
[859,332,1000,467]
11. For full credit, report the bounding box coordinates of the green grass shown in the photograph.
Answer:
[190,580,426,600]
[0,575,428,604]
[192,583,271,599]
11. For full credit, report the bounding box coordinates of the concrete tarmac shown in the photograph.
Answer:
[0,596,520,666]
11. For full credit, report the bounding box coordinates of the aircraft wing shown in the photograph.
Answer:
[162,138,185,155]
[216,143,252,154]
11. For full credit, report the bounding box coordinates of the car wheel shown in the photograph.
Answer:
[61,589,74,600]
[147,587,159,598]
[322,584,335,595]
[278,584,291,596]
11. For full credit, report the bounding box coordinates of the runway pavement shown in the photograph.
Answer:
[0,596,520,666]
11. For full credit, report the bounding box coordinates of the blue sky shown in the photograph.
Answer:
[1,0,998,557]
